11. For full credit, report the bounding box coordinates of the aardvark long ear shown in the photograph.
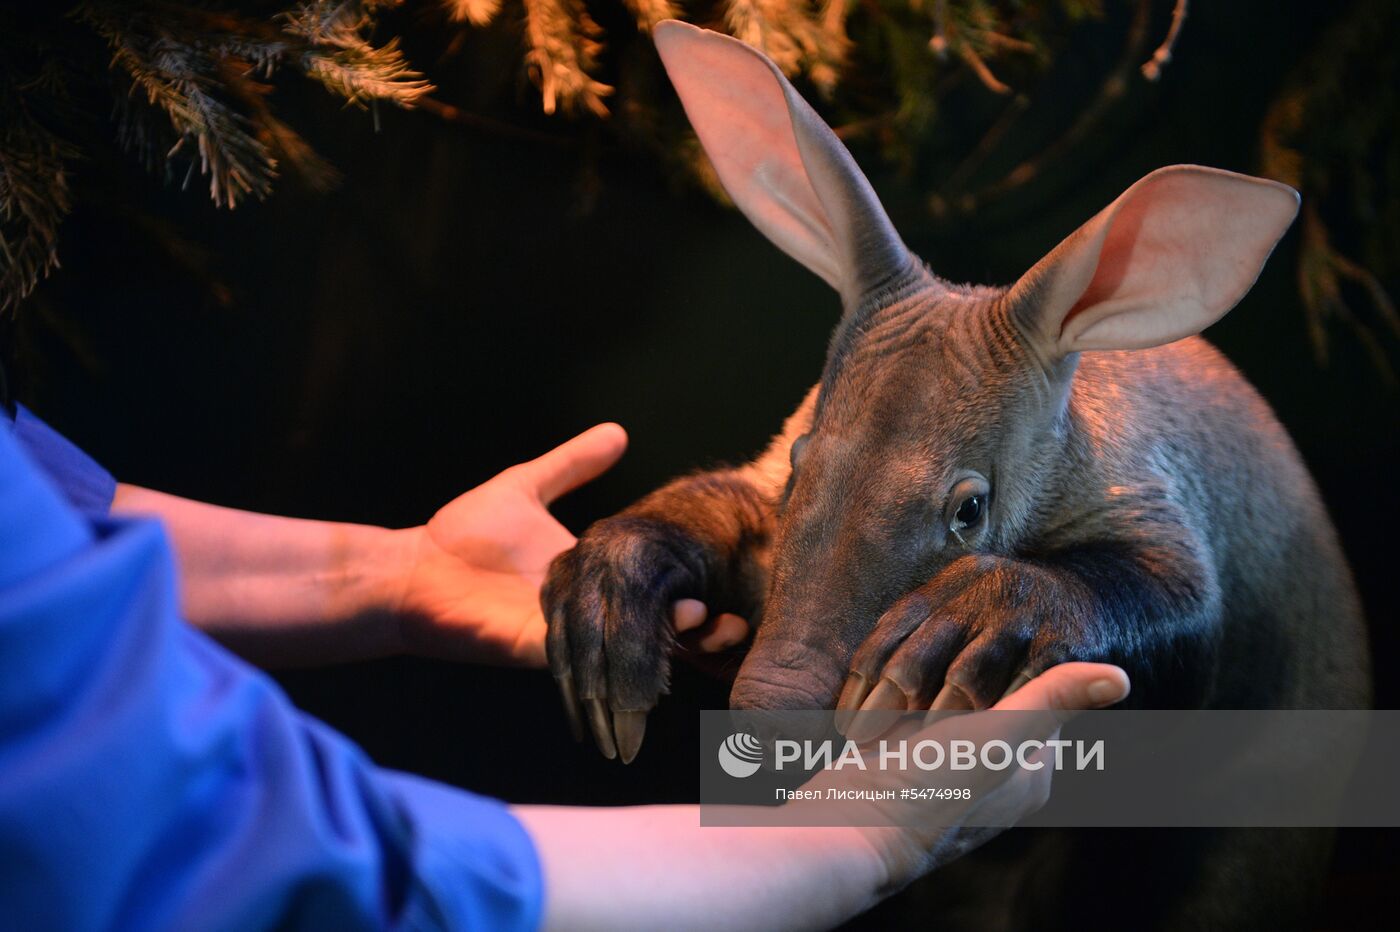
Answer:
[654,20,915,309]
[1006,165,1300,354]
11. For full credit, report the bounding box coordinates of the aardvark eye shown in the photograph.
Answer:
[954,493,986,529]
[945,474,991,544]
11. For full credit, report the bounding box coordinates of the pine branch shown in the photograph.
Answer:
[1260,0,1399,382]
[0,101,75,313]
[621,0,680,33]
[0,1,442,310]
[445,0,505,28]
[282,1,433,108]
[724,0,848,94]
[1140,0,1185,82]
[522,0,612,117]
[77,2,279,208]
[71,0,432,211]
[928,0,1152,216]
[220,60,341,191]
[3,0,1386,348]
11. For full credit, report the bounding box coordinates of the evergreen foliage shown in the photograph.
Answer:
[0,0,1394,378]
[0,1,430,312]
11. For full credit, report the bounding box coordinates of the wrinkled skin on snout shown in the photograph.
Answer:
[739,283,1100,717]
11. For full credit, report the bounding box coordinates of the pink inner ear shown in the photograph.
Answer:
[1064,196,1149,325]
[654,20,912,303]
[654,23,841,288]
[1052,166,1299,352]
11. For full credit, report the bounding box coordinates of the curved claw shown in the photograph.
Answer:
[846,678,908,743]
[554,672,585,742]
[861,677,909,713]
[613,711,648,764]
[1000,669,1034,701]
[834,671,872,735]
[586,698,618,759]
[926,681,973,721]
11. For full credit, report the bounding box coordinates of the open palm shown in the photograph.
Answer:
[397,424,748,668]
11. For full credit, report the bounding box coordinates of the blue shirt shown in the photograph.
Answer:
[0,408,542,930]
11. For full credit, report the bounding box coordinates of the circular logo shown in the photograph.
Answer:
[718,732,765,778]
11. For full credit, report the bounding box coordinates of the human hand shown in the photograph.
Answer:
[844,662,1130,892]
[394,424,748,668]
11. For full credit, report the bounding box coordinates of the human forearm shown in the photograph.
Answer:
[513,804,888,932]
[112,484,413,666]
[106,425,642,670]
[513,663,1132,931]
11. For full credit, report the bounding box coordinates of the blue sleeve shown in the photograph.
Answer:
[7,403,116,518]
[0,426,543,931]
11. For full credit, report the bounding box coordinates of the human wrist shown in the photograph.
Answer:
[851,824,944,899]
[332,522,422,659]
[773,808,904,909]
[831,824,901,908]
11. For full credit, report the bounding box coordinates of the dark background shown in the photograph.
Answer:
[4,0,1396,927]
